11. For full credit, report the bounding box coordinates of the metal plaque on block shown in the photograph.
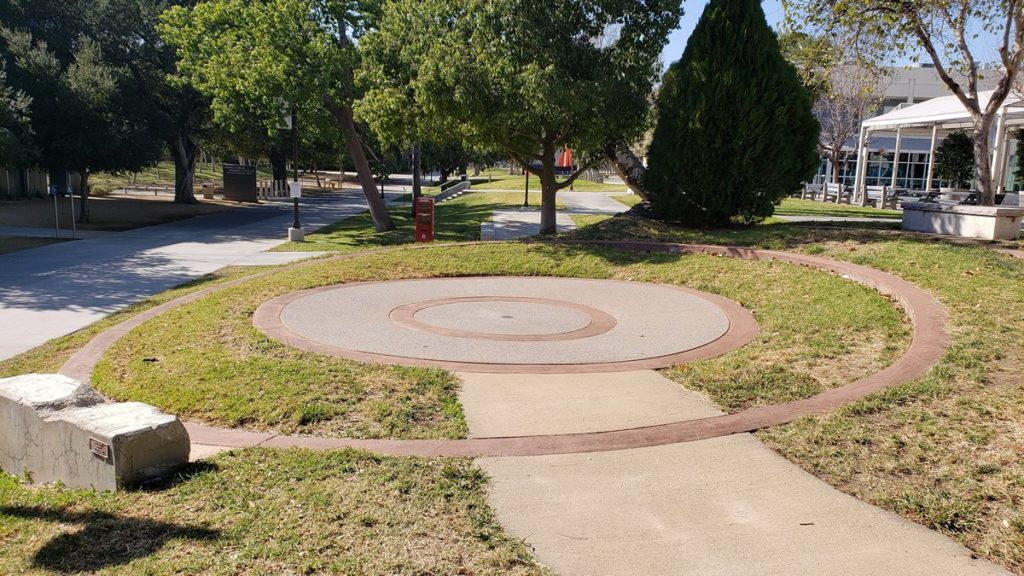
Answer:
[89,438,110,460]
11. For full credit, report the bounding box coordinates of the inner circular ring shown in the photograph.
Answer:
[389,296,618,342]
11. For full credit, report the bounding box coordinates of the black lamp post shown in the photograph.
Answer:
[291,110,301,230]
[523,165,529,208]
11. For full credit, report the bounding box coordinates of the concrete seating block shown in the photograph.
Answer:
[902,202,1024,240]
[0,374,189,491]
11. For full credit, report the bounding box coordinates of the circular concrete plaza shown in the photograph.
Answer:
[254,277,757,373]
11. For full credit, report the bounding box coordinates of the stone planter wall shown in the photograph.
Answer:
[902,202,1024,240]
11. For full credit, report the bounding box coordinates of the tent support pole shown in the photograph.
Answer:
[852,126,867,205]
[889,127,903,205]
[925,125,939,192]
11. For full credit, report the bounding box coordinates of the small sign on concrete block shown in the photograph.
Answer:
[0,374,190,491]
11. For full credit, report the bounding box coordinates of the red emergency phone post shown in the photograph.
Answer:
[415,197,435,242]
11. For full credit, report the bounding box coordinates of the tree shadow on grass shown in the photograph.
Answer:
[556,212,970,255]
[1,462,221,573]
[2,505,220,573]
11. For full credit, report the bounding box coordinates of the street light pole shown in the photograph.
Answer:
[523,165,529,208]
[291,110,300,230]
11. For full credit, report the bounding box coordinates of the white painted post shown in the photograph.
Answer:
[925,125,939,192]
[852,126,867,205]
[890,128,902,190]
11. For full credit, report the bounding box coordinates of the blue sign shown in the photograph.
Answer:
[48,184,59,197]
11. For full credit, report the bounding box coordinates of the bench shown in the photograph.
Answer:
[864,185,900,210]
[801,183,822,200]
[822,182,852,204]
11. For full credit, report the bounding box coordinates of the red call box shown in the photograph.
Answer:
[415,197,435,243]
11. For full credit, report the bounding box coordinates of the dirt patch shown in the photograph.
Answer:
[0,193,249,231]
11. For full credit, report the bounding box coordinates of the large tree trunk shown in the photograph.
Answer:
[78,170,90,223]
[603,141,649,201]
[269,149,288,186]
[170,131,198,204]
[323,94,395,231]
[538,141,559,235]
[972,118,996,205]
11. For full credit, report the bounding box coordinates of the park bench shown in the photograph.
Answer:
[822,182,852,204]
[864,185,900,210]
[800,182,821,200]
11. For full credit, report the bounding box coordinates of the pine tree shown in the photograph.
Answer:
[645,0,819,226]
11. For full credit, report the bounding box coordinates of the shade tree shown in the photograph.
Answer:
[362,0,681,234]
[781,0,1024,206]
[1,28,161,221]
[645,0,820,226]
[161,0,394,231]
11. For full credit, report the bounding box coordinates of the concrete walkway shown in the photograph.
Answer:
[489,191,631,240]
[464,371,1010,576]
[0,191,390,361]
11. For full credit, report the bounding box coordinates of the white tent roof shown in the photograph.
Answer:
[862,90,1024,133]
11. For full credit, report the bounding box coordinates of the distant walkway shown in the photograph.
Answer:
[0,192,391,361]
[489,191,631,240]
[776,215,902,224]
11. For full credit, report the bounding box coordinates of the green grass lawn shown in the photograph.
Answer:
[0,448,549,575]
[776,198,902,219]
[613,194,643,208]
[275,192,560,253]
[91,161,274,193]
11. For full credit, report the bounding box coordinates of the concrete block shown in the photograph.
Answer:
[480,221,496,241]
[902,202,1024,240]
[0,374,189,491]
[288,227,305,242]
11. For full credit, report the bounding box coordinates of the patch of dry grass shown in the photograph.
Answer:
[0,448,551,576]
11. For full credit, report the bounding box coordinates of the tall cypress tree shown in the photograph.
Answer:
[645,0,819,226]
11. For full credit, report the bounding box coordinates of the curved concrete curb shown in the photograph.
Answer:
[252,278,757,374]
[60,240,950,457]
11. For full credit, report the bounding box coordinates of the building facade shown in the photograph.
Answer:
[814,64,1010,191]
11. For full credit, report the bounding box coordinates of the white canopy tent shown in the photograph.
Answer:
[852,90,1024,203]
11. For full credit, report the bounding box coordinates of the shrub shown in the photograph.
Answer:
[644,0,820,226]
[935,131,975,189]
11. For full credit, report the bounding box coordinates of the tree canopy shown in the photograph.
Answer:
[781,0,1024,205]
[645,0,820,226]
[361,0,680,234]
[1,26,161,220]
[161,0,394,231]
[0,61,33,167]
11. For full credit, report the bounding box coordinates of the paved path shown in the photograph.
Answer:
[467,371,1009,576]
[489,191,631,240]
[775,215,902,224]
[0,192,389,361]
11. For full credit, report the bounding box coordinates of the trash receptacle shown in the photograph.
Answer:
[415,197,434,243]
